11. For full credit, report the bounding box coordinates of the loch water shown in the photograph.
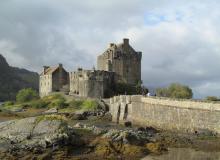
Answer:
[142,148,220,160]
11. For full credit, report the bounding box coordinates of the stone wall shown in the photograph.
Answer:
[97,38,142,85]
[109,95,220,134]
[69,69,115,98]
[39,64,69,97]
[39,74,52,97]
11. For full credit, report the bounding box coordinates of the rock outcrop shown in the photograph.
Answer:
[0,115,76,153]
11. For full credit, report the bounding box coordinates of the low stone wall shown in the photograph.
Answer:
[109,95,220,134]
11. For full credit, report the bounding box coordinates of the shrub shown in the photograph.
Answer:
[2,101,14,106]
[68,99,84,109]
[16,88,39,103]
[31,99,50,109]
[81,100,99,111]
[205,96,219,101]
[156,83,193,99]
[49,97,66,109]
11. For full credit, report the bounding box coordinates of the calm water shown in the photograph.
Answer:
[142,148,220,160]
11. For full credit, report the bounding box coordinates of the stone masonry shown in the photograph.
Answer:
[39,64,69,97]
[109,95,220,135]
[69,68,115,98]
[40,38,142,98]
[97,38,142,85]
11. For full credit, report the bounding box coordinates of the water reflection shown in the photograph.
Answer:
[142,148,220,160]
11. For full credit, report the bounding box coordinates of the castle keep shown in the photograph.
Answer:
[97,38,142,85]
[39,38,142,98]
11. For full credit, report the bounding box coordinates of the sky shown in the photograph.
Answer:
[0,0,220,99]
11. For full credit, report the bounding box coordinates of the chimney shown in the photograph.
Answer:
[43,66,49,74]
[108,43,114,48]
[123,38,129,45]
[59,63,63,68]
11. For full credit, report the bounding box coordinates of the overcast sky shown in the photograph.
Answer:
[1,0,220,98]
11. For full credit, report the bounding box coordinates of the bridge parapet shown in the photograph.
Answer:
[109,95,220,135]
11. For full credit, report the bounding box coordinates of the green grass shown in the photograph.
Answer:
[2,93,99,113]
[81,100,99,111]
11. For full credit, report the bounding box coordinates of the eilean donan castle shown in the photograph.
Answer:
[39,38,142,98]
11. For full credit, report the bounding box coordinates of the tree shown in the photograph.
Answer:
[205,96,219,101]
[16,88,39,103]
[156,83,193,99]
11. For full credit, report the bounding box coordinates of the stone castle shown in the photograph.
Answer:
[39,38,220,135]
[39,38,142,98]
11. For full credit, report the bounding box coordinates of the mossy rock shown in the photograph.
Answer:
[145,142,167,154]
[94,138,148,158]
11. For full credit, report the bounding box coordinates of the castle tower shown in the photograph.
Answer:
[97,38,142,85]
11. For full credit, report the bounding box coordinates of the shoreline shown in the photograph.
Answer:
[0,108,220,159]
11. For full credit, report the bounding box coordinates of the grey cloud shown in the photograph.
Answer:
[0,0,220,98]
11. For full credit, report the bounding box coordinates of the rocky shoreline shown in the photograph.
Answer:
[0,108,220,160]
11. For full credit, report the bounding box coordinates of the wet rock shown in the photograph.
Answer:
[146,126,159,135]
[94,138,148,158]
[137,127,146,132]
[10,108,25,113]
[145,142,167,154]
[73,123,107,135]
[74,122,84,128]
[124,121,132,127]
[44,108,58,114]
[71,113,86,120]
[0,115,77,152]
[103,129,149,145]
[102,112,112,121]
[71,110,87,120]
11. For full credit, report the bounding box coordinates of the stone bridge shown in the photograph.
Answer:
[109,95,220,134]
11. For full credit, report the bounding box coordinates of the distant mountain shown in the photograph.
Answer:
[0,54,39,101]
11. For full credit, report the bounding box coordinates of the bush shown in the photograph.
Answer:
[205,96,219,101]
[81,100,99,111]
[2,101,14,106]
[156,83,193,99]
[49,97,66,109]
[31,99,50,109]
[68,99,84,109]
[16,88,39,103]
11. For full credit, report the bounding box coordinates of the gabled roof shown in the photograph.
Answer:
[40,66,59,76]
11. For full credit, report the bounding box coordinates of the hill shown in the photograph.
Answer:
[0,54,39,101]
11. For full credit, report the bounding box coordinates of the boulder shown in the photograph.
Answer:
[71,110,88,120]
[0,115,76,152]
[124,121,132,127]
[74,122,84,128]
[103,129,150,145]
[44,108,58,114]
[10,108,25,112]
